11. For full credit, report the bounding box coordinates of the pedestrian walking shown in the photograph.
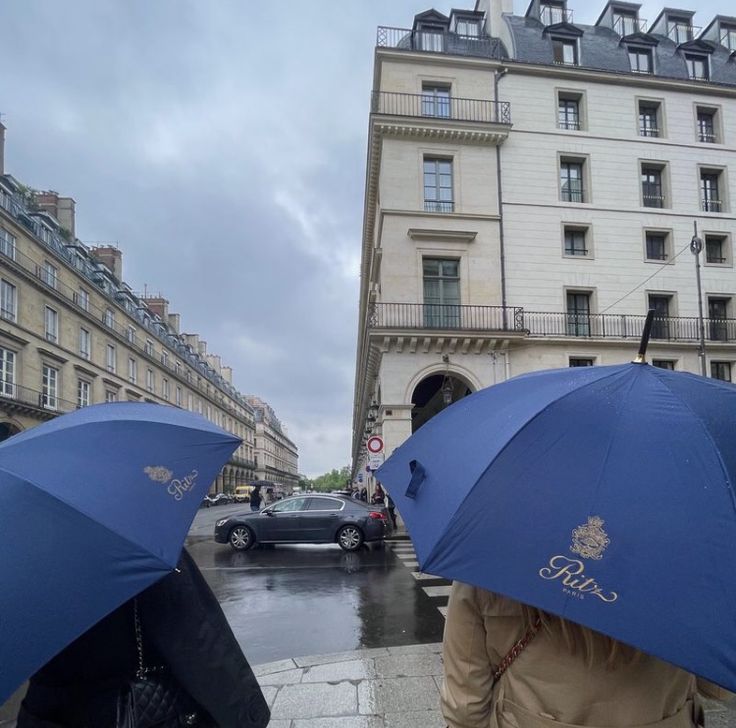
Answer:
[371,483,385,506]
[441,582,728,728]
[360,486,368,502]
[386,494,397,530]
[249,484,262,512]
[18,548,269,728]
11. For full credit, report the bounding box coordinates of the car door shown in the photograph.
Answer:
[301,496,345,540]
[259,497,308,541]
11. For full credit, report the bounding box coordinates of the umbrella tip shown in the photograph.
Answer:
[632,310,655,364]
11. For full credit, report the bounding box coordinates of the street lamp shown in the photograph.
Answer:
[441,354,453,406]
[690,222,707,377]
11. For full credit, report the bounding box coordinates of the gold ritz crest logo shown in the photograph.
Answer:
[538,515,618,603]
[144,466,173,484]
[144,465,199,501]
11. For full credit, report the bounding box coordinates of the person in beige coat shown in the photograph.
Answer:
[441,582,730,728]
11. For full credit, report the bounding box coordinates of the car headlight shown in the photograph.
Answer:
[216,519,229,527]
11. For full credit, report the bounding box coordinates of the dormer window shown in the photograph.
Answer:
[614,11,638,36]
[629,47,653,73]
[418,24,445,52]
[685,53,709,80]
[721,24,736,51]
[553,38,578,65]
[455,17,480,37]
[668,17,693,44]
[541,1,567,26]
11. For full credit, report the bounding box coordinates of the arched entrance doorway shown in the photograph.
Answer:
[411,373,472,433]
[0,421,22,443]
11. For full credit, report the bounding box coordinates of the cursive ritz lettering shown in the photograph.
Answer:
[539,556,618,603]
[167,470,199,501]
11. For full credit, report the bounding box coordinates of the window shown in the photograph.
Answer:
[176,386,182,407]
[422,84,451,118]
[711,361,732,382]
[668,18,692,44]
[44,306,58,343]
[42,364,59,410]
[187,393,193,410]
[423,258,460,328]
[1,279,16,322]
[162,378,170,400]
[272,497,307,513]
[641,166,665,208]
[648,294,672,339]
[0,347,16,397]
[701,171,723,213]
[161,350,169,367]
[566,292,591,336]
[126,326,136,344]
[146,368,154,393]
[569,358,594,367]
[77,288,89,311]
[638,102,660,137]
[564,227,588,256]
[175,360,181,375]
[105,389,118,403]
[697,108,717,143]
[708,297,730,341]
[558,94,581,130]
[705,235,729,265]
[653,360,676,370]
[418,25,445,52]
[552,39,578,65]
[306,497,344,511]
[106,344,116,373]
[77,380,90,408]
[423,158,453,213]
[541,2,566,25]
[615,12,638,36]
[722,25,736,51]
[629,48,653,73]
[128,358,138,384]
[104,308,115,328]
[0,229,16,260]
[455,18,480,37]
[79,327,91,360]
[41,261,57,289]
[685,54,708,81]
[560,159,585,202]
[645,232,669,262]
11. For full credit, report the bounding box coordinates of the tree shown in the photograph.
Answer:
[309,466,352,492]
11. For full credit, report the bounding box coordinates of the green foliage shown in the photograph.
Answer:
[308,466,352,493]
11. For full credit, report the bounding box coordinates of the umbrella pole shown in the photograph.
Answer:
[633,309,655,364]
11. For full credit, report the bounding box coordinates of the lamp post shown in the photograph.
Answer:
[690,222,707,377]
[441,354,453,407]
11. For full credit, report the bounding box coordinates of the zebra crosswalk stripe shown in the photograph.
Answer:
[391,544,451,620]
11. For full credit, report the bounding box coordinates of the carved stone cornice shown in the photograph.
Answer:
[373,119,510,145]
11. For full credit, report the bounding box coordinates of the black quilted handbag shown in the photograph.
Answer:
[115,602,208,728]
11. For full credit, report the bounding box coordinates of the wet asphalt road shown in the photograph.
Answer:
[186,504,446,666]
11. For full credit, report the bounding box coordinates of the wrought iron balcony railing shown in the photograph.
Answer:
[376,26,505,60]
[372,91,512,125]
[613,16,648,35]
[643,194,665,208]
[0,380,78,414]
[702,198,723,213]
[368,304,736,344]
[540,7,574,25]
[424,200,454,213]
[667,24,702,43]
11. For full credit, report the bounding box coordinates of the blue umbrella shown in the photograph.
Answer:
[0,402,240,703]
[378,362,736,690]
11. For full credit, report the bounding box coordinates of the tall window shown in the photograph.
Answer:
[161,350,169,367]
[176,386,183,407]
[44,306,58,343]
[708,297,730,342]
[685,54,708,80]
[722,25,736,51]
[638,102,660,137]
[423,158,453,213]
[79,328,91,360]
[558,96,580,130]
[668,18,692,44]
[541,2,566,25]
[560,160,584,202]
[104,308,115,329]
[106,344,116,374]
[697,109,717,143]
[564,227,588,256]
[701,172,722,213]
[1,280,17,322]
[145,339,154,356]
[42,364,59,410]
[706,235,728,265]
[455,18,480,37]
[614,12,638,36]
[162,378,170,400]
[641,166,664,208]
[146,368,154,393]
[77,288,90,311]
[645,232,668,261]
[423,258,460,328]
[566,292,591,336]
[711,361,732,382]
[629,48,652,73]
[422,84,451,118]
[552,39,578,65]
[0,229,16,260]
[77,380,90,408]
[41,261,57,289]
[128,358,138,384]
[417,25,444,52]
[648,294,671,339]
[0,347,16,397]
[105,390,118,403]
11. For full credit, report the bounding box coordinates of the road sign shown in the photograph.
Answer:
[366,436,384,454]
[357,473,364,483]
[368,452,385,471]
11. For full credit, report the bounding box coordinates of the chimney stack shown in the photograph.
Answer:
[90,246,123,281]
[34,191,76,238]
[142,296,169,320]
[222,366,233,384]
[167,313,181,334]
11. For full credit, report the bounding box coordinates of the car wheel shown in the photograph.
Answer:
[229,525,255,551]
[337,525,364,552]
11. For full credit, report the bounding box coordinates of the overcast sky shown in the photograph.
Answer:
[0,0,722,476]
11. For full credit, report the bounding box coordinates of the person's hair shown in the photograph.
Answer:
[522,605,641,668]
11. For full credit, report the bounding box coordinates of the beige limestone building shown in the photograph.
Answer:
[0,124,257,493]
[245,395,299,494]
[352,1,736,479]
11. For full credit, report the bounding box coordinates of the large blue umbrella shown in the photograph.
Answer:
[378,362,736,690]
[0,402,240,703]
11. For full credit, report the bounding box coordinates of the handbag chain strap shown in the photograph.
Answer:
[492,616,542,682]
[133,599,147,678]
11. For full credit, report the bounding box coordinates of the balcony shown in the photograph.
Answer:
[540,7,574,26]
[372,91,512,125]
[368,303,736,344]
[376,26,504,60]
[0,381,78,418]
[702,198,723,213]
[613,16,648,36]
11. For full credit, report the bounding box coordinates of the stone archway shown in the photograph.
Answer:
[411,373,473,433]
[0,421,22,443]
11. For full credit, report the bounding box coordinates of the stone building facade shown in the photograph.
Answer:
[0,131,256,492]
[353,1,736,478]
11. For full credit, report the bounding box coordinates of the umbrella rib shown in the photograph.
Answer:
[0,463,176,570]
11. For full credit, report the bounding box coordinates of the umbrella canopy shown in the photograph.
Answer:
[377,362,736,691]
[0,402,240,703]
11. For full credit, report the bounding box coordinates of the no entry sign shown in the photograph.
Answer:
[366,435,384,454]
